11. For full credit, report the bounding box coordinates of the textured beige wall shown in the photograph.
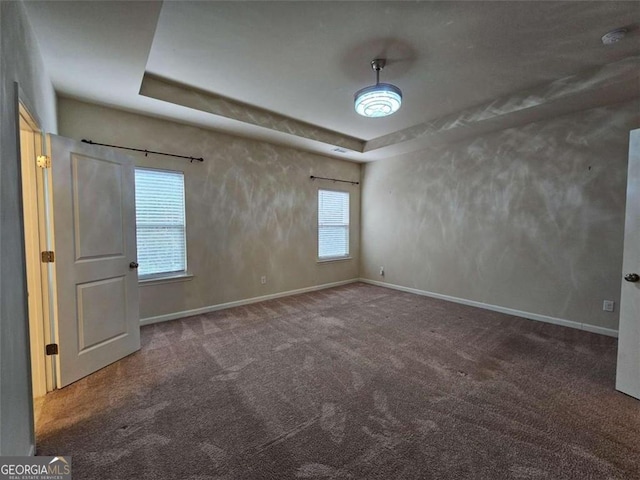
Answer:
[361,101,639,331]
[58,98,360,320]
[0,1,57,456]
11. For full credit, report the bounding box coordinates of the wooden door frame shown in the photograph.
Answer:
[18,100,56,397]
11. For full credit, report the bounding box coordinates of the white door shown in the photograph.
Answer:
[48,135,140,387]
[616,128,640,400]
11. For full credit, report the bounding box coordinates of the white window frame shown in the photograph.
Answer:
[317,188,351,262]
[134,167,189,282]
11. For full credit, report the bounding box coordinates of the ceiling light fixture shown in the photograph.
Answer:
[354,59,402,118]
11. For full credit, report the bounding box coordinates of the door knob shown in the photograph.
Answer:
[129,262,139,269]
[624,273,640,283]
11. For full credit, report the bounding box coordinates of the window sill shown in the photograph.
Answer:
[139,272,194,286]
[317,256,352,264]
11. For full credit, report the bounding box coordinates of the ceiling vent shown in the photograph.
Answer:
[601,28,627,45]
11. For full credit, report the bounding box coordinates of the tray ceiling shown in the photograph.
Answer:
[25,1,640,162]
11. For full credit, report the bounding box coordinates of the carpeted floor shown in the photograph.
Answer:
[36,283,639,479]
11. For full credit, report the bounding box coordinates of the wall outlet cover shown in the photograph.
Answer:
[603,300,615,312]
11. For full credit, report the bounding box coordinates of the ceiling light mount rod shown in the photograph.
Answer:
[371,58,386,84]
[81,139,204,163]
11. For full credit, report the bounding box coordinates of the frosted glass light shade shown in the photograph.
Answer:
[354,83,402,117]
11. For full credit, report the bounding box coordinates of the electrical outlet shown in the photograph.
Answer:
[260,276,267,285]
[379,266,384,276]
[603,300,615,312]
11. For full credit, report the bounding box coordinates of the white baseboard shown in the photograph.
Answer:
[360,278,618,338]
[140,277,618,338]
[140,278,359,326]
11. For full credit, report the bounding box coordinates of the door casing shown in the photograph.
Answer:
[19,102,54,397]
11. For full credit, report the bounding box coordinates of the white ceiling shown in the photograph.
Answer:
[25,1,640,162]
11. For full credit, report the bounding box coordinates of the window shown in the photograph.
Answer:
[318,189,350,260]
[134,168,186,278]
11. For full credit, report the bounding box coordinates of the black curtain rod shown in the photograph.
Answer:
[81,139,204,163]
[310,175,359,186]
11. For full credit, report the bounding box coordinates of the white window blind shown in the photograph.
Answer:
[318,189,350,259]
[135,168,186,277]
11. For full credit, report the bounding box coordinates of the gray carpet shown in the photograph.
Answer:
[36,283,639,479]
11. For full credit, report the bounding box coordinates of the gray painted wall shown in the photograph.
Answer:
[58,98,360,321]
[0,1,57,456]
[361,100,639,333]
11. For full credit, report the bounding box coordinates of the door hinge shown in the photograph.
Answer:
[41,251,55,263]
[37,155,51,168]
[45,343,59,355]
